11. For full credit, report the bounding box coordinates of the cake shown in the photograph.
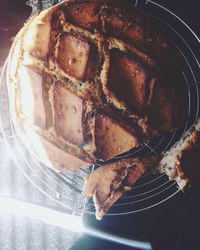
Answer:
[6,0,191,219]
[7,0,187,170]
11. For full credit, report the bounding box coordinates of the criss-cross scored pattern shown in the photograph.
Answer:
[7,0,192,169]
[0,0,200,218]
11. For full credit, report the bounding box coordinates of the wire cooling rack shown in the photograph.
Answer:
[0,62,91,217]
[0,0,200,220]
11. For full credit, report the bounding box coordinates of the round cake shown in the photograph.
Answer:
[7,0,187,172]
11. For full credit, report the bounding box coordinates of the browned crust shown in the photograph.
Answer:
[159,119,200,190]
[93,109,142,160]
[7,0,187,172]
[83,155,158,219]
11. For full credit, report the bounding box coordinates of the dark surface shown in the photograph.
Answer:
[82,184,200,250]
[0,1,200,250]
[0,0,31,64]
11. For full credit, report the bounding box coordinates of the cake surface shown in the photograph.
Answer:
[7,0,187,171]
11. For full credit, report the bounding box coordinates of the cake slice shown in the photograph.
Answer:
[82,155,158,220]
[159,119,200,189]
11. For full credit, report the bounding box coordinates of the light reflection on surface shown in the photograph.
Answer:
[0,197,152,249]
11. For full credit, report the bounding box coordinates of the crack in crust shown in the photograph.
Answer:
[8,0,187,171]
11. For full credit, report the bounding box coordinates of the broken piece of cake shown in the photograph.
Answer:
[82,155,158,220]
[159,119,200,190]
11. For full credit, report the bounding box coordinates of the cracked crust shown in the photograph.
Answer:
[7,0,187,171]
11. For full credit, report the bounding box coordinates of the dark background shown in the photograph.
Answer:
[0,1,200,250]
